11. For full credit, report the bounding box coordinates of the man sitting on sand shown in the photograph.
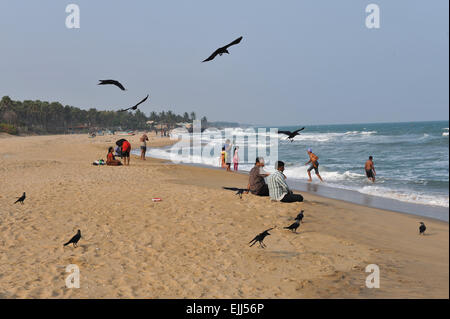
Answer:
[305,148,324,182]
[365,156,376,183]
[247,157,270,196]
[268,161,303,202]
[106,147,122,166]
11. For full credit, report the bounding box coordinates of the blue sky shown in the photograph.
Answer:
[0,0,448,125]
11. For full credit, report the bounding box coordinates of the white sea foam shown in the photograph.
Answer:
[142,125,449,209]
[358,186,449,208]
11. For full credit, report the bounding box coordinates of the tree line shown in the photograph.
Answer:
[0,96,207,135]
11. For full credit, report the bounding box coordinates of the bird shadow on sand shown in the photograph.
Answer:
[267,250,301,258]
[288,230,313,235]
[421,233,436,236]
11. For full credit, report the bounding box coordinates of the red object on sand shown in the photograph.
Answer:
[152,198,162,202]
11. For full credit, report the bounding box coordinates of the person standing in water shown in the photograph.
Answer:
[220,147,226,168]
[365,156,376,183]
[224,139,232,172]
[140,133,149,160]
[305,148,324,182]
[233,146,239,171]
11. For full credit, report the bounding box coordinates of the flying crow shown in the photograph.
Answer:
[223,187,247,199]
[278,128,305,142]
[202,36,243,62]
[117,94,149,112]
[98,79,126,91]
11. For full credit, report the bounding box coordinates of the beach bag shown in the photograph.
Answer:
[92,159,105,166]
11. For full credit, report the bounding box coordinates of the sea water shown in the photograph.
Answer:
[143,121,449,220]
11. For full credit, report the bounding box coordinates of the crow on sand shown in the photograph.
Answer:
[14,192,26,205]
[249,227,275,248]
[64,230,82,248]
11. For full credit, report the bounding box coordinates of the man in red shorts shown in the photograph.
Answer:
[121,139,131,166]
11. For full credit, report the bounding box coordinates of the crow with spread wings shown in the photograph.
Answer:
[248,227,275,248]
[98,79,126,91]
[222,187,247,199]
[202,36,243,62]
[117,95,149,112]
[278,127,305,142]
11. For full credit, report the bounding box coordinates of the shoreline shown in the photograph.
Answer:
[148,160,449,224]
[137,145,449,223]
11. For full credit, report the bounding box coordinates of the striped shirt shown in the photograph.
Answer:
[267,170,289,201]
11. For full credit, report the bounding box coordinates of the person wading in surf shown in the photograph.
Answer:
[305,148,324,182]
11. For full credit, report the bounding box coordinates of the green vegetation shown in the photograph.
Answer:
[0,96,208,134]
[0,123,18,135]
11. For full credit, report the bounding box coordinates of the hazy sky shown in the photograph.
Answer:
[0,0,448,126]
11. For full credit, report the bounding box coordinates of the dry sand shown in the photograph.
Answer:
[0,134,448,298]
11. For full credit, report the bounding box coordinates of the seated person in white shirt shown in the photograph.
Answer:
[267,161,304,203]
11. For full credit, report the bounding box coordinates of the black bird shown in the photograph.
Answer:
[278,128,305,142]
[117,94,149,112]
[14,192,26,204]
[419,222,426,235]
[249,227,274,248]
[222,187,247,199]
[64,230,82,248]
[284,220,300,233]
[202,36,243,62]
[98,79,126,91]
[295,210,304,222]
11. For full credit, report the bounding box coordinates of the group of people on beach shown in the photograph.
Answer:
[246,157,304,203]
[220,139,239,172]
[221,139,377,197]
[105,133,150,166]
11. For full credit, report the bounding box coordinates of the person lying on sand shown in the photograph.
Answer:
[106,147,122,166]
[268,161,303,202]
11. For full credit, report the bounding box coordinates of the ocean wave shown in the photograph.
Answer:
[282,166,365,181]
[358,185,449,208]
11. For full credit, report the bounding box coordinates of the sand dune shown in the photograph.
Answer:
[0,134,448,298]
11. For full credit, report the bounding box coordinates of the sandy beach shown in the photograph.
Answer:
[0,133,448,298]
